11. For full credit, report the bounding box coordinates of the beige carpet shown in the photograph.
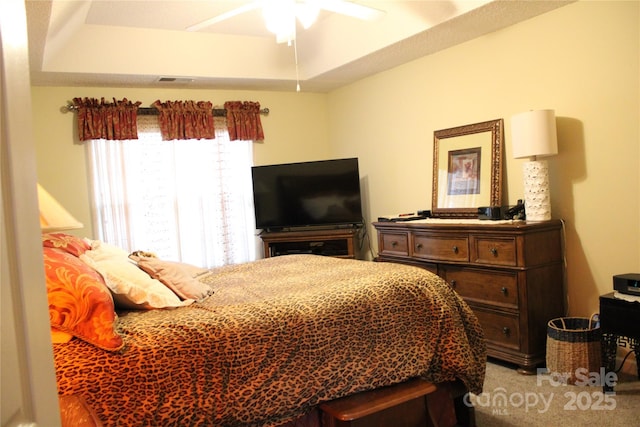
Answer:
[471,360,640,426]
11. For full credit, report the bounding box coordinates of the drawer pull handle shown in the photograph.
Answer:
[450,280,457,288]
[501,287,508,295]
[391,241,397,247]
[490,247,498,256]
[502,327,510,335]
[452,245,459,254]
[416,243,423,250]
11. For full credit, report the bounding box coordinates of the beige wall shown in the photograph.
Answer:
[327,1,640,317]
[32,1,639,318]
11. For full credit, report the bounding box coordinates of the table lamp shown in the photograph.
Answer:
[37,183,83,232]
[511,109,558,221]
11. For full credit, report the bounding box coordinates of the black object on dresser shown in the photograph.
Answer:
[599,292,640,392]
[373,219,565,373]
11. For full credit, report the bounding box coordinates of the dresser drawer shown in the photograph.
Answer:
[443,267,518,309]
[474,309,520,350]
[379,231,409,257]
[473,236,517,266]
[411,233,468,262]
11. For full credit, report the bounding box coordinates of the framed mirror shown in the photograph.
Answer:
[431,119,504,218]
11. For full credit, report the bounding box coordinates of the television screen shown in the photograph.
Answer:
[251,158,363,230]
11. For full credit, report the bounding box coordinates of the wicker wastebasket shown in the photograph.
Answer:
[546,316,601,385]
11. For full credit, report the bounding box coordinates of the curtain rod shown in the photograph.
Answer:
[62,104,270,117]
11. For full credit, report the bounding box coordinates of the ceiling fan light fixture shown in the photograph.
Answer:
[295,1,320,29]
[186,0,384,33]
[276,31,296,44]
[263,0,296,39]
[262,0,321,43]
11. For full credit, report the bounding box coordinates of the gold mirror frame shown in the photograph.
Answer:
[431,119,504,218]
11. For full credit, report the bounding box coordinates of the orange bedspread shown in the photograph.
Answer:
[54,255,485,426]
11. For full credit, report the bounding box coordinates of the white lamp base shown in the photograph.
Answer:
[523,160,551,221]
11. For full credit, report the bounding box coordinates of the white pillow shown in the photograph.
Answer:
[80,240,192,309]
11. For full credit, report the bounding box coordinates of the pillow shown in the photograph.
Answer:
[42,232,91,257]
[83,239,130,261]
[43,247,123,351]
[80,240,192,310]
[129,255,214,301]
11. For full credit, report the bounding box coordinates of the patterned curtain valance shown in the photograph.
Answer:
[152,100,215,141]
[224,101,265,142]
[73,97,142,141]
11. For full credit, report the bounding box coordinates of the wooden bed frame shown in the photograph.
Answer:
[319,379,474,427]
[60,380,475,427]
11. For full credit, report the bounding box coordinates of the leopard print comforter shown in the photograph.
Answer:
[54,255,485,427]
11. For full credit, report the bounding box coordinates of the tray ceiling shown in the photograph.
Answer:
[26,0,572,93]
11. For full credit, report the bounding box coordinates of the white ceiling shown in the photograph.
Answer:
[25,0,572,93]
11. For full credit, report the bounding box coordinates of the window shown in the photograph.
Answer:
[87,115,256,267]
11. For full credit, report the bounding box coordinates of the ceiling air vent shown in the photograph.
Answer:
[157,77,194,84]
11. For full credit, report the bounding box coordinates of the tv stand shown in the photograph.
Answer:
[260,228,360,259]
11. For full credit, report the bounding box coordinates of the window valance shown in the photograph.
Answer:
[73,97,141,141]
[224,101,265,141]
[152,100,215,141]
[71,98,267,142]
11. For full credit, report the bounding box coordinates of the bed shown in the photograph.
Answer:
[43,233,486,427]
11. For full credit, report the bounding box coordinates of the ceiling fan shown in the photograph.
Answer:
[186,0,384,43]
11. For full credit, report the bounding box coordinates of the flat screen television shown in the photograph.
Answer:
[251,157,364,230]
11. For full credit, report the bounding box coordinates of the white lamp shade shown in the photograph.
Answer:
[37,183,83,232]
[511,109,558,159]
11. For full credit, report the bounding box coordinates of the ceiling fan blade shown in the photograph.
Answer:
[319,0,385,21]
[186,2,261,32]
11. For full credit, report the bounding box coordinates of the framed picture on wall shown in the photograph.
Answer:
[432,119,504,218]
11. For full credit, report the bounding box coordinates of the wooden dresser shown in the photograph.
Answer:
[373,219,565,373]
